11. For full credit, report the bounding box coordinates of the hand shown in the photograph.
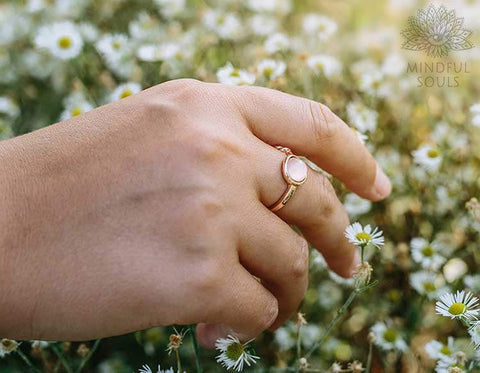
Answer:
[0,79,390,346]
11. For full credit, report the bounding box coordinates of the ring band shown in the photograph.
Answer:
[269,146,308,212]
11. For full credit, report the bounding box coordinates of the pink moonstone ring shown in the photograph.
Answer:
[269,146,308,212]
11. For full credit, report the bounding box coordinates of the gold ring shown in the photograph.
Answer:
[269,146,308,212]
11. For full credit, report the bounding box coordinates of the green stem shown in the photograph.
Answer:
[175,348,182,373]
[189,325,202,373]
[52,344,73,373]
[361,245,365,262]
[366,340,373,373]
[303,281,378,359]
[16,349,42,373]
[75,339,102,373]
[296,322,302,361]
[304,290,358,359]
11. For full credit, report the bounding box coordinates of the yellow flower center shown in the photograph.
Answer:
[356,232,371,241]
[71,107,82,116]
[120,89,133,99]
[440,345,451,356]
[315,62,324,71]
[58,36,72,49]
[263,67,274,77]
[421,246,434,257]
[423,282,436,292]
[226,342,244,361]
[448,302,466,315]
[383,329,397,342]
[427,148,439,158]
[230,69,240,77]
[113,41,122,50]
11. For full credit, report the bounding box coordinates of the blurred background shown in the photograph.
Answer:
[1,0,480,372]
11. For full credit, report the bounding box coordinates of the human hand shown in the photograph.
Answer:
[0,79,390,346]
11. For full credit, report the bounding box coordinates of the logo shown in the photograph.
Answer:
[401,4,474,58]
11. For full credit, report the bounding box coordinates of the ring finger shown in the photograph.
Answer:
[252,139,359,278]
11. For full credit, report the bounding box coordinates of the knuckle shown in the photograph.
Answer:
[190,129,249,165]
[316,175,338,217]
[159,78,203,96]
[290,237,309,279]
[144,79,205,116]
[307,101,338,143]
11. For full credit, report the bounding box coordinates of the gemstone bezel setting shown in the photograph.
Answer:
[282,155,308,186]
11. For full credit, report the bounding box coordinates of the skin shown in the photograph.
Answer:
[0,79,391,347]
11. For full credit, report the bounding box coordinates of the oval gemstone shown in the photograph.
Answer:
[286,156,308,183]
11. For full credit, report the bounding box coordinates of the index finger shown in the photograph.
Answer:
[230,85,391,201]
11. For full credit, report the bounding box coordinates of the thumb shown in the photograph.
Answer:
[196,266,279,348]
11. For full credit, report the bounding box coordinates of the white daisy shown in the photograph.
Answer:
[264,33,290,54]
[464,275,480,292]
[344,222,384,249]
[436,290,480,321]
[318,281,343,308]
[274,327,295,351]
[96,34,131,62]
[137,42,181,62]
[412,144,442,171]
[109,82,142,102]
[203,10,243,40]
[410,271,450,299]
[60,92,94,121]
[34,21,83,60]
[246,0,291,14]
[217,63,255,86]
[381,53,406,77]
[246,0,290,13]
[410,237,446,270]
[346,102,378,133]
[0,96,20,119]
[0,339,19,357]
[358,71,390,97]
[473,115,480,128]
[443,258,468,283]
[425,337,455,360]
[257,59,286,80]
[78,23,99,43]
[470,103,480,116]
[344,193,372,217]
[215,335,259,371]
[469,321,480,349]
[154,0,185,19]
[306,54,342,78]
[249,15,278,36]
[302,14,337,41]
[435,355,466,373]
[370,322,407,352]
[138,364,174,373]
[31,340,50,349]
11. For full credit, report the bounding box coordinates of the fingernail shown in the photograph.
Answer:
[198,324,234,348]
[374,164,392,199]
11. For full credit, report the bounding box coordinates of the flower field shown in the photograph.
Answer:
[1,0,480,372]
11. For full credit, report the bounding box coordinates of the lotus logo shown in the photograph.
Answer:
[401,4,474,58]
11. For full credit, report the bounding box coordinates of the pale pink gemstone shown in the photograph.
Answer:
[286,157,308,183]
